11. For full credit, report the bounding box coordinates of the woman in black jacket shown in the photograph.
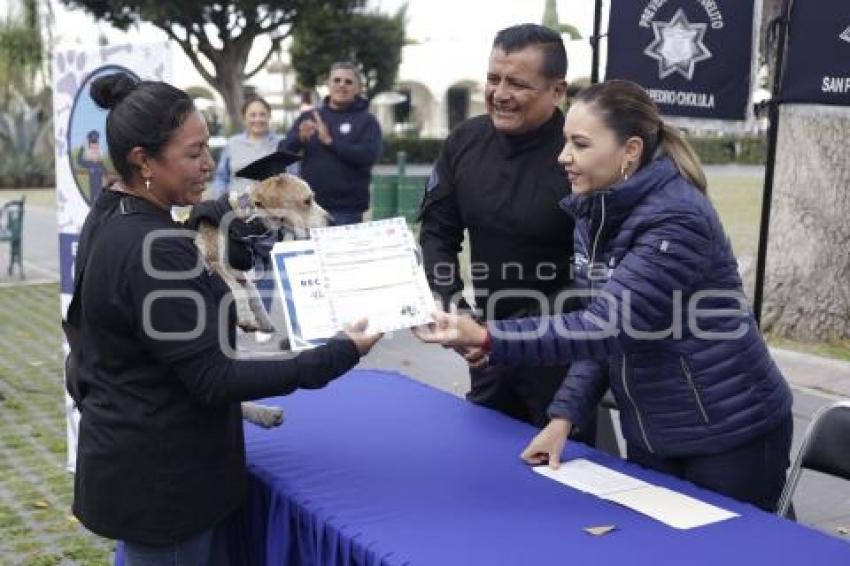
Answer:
[67,72,381,564]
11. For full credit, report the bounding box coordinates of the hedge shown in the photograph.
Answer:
[380,134,767,166]
[379,137,444,165]
[0,134,765,189]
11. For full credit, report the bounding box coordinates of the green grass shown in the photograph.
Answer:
[707,173,764,261]
[0,283,114,564]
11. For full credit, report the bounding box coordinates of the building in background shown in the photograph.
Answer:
[369,34,590,138]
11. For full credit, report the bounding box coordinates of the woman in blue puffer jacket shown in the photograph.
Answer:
[416,80,793,512]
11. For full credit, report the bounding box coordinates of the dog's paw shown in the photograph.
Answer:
[241,402,284,429]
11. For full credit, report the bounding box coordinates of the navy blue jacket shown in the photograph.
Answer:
[489,156,792,457]
[282,96,382,214]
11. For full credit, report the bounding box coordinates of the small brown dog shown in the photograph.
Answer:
[191,171,330,428]
[195,173,329,332]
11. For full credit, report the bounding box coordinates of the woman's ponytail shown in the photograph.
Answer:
[658,122,707,194]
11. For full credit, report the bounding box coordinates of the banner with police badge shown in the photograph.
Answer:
[779,0,850,106]
[52,43,171,471]
[605,0,757,121]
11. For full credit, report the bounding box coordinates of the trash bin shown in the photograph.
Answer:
[397,175,429,225]
[370,174,398,220]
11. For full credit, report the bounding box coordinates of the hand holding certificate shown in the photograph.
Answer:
[271,218,435,350]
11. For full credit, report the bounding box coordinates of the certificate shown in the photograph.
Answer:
[534,459,738,529]
[271,218,434,349]
[270,240,335,350]
[311,217,435,335]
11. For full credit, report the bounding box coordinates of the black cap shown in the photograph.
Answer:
[235,150,301,181]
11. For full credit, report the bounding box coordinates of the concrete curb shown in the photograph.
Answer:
[771,347,850,399]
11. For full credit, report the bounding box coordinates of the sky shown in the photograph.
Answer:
[45,0,602,96]
[373,0,597,45]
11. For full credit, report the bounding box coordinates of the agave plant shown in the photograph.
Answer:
[0,92,54,187]
[0,97,51,156]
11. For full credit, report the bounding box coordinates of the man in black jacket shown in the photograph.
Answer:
[420,24,580,430]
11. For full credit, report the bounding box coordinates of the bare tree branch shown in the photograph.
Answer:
[160,25,216,86]
[57,0,364,127]
[244,37,283,79]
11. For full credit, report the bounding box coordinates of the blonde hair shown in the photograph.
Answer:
[575,80,707,194]
[659,122,707,193]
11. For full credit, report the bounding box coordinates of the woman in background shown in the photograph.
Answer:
[212,96,283,327]
[211,96,281,197]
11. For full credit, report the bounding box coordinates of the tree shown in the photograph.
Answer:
[0,1,54,168]
[761,106,850,342]
[758,0,783,88]
[0,1,44,107]
[59,0,364,129]
[541,0,581,40]
[757,0,850,343]
[290,5,406,99]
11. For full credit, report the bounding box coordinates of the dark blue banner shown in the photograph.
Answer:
[605,0,755,120]
[779,0,850,106]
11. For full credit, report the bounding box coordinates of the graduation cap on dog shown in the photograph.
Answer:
[234,149,301,181]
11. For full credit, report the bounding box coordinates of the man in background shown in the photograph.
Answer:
[282,62,382,225]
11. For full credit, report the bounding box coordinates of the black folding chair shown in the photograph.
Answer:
[0,196,25,277]
[777,400,850,518]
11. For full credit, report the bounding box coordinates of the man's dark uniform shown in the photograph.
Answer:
[419,110,575,428]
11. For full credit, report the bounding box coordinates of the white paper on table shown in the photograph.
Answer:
[533,459,650,496]
[270,240,336,350]
[602,485,738,530]
[533,459,738,529]
[310,217,435,334]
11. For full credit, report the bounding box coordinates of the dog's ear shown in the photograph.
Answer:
[277,175,308,200]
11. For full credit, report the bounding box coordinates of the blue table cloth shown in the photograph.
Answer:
[225,369,850,566]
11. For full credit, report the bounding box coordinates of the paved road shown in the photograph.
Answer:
[0,203,59,285]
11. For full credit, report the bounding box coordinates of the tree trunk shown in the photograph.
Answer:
[214,68,246,135]
[761,104,850,341]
